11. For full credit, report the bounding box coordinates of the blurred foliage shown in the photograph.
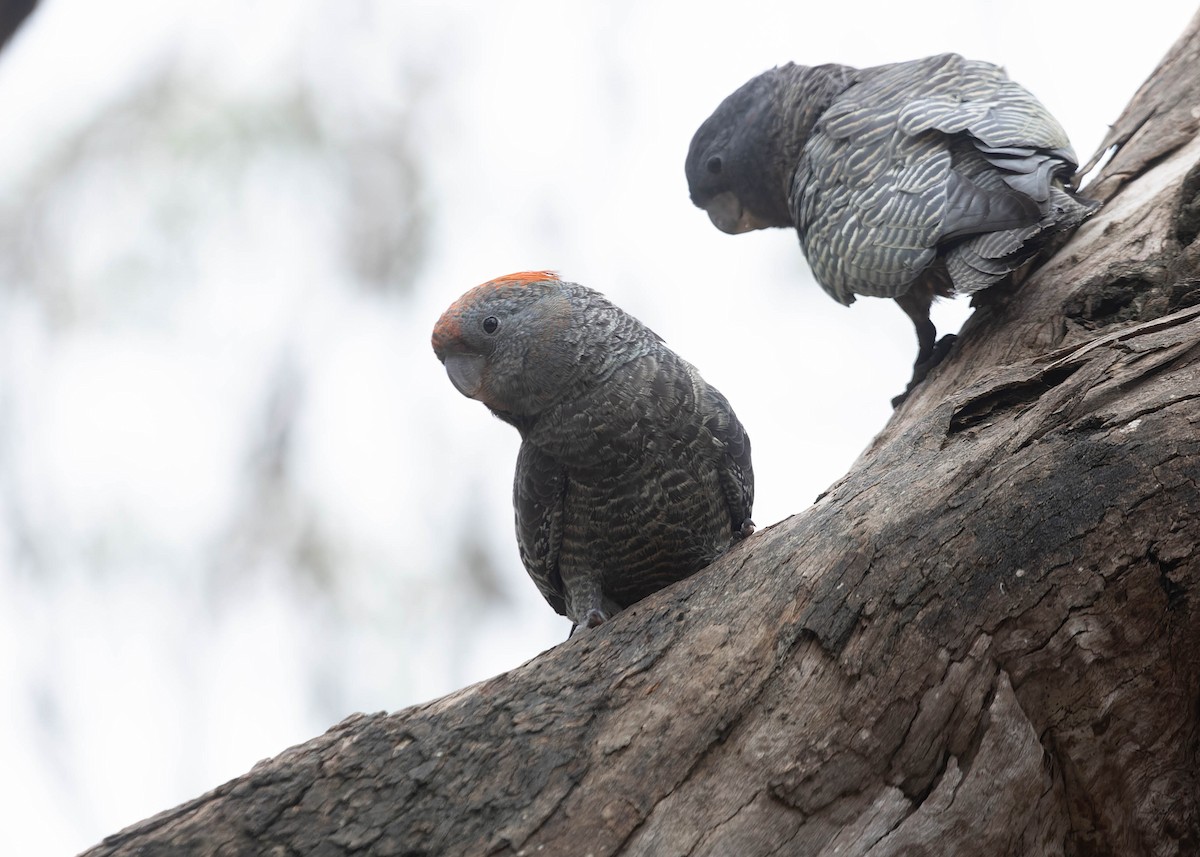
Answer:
[0,62,428,323]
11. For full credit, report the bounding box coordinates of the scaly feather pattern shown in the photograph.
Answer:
[686,53,1098,402]
[432,273,754,632]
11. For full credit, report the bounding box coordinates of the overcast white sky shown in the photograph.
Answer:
[0,1,1195,854]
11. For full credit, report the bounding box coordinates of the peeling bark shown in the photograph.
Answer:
[84,12,1200,857]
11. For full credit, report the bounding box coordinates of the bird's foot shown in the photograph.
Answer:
[569,608,609,637]
[585,608,608,628]
[737,518,756,539]
[892,334,958,407]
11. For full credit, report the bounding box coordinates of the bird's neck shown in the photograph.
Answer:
[775,62,856,164]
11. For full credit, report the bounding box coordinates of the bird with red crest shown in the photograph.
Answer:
[432,271,755,634]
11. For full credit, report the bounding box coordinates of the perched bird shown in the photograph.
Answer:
[432,271,754,633]
[685,52,1098,403]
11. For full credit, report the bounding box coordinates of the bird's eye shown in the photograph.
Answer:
[482,316,500,334]
[706,156,722,175]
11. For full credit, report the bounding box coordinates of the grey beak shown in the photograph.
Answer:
[705,191,768,234]
[443,352,486,399]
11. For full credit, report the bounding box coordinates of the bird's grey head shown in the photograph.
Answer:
[686,63,855,235]
[431,272,590,423]
[685,67,799,235]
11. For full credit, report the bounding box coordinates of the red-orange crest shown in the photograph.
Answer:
[481,270,560,289]
[432,271,561,354]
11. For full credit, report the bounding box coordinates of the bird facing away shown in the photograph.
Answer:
[685,52,1098,403]
[432,271,755,633]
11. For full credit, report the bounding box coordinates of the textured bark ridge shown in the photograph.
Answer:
[85,15,1200,857]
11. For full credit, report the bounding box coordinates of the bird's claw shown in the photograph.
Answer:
[585,608,608,628]
[569,607,610,637]
[892,334,958,407]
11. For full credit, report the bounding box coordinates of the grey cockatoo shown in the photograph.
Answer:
[685,52,1098,403]
[432,271,755,633]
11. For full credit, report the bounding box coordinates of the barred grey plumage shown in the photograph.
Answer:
[432,271,755,633]
[686,53,1098,402]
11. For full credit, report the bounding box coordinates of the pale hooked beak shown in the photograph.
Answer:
[442,352,486,400]
[703,191,771,234]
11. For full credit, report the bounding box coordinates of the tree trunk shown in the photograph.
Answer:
[84,15,1200,857]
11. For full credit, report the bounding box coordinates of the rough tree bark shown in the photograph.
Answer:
[85,15,1200,857]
